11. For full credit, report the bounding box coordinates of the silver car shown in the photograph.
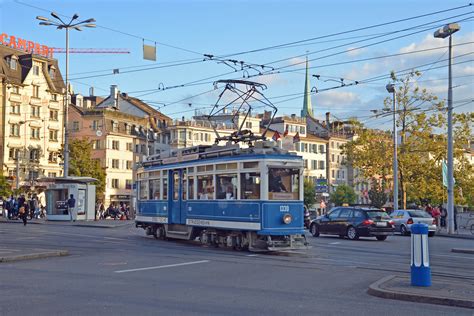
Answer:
[390,209,437,237]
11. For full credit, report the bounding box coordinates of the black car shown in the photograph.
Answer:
[309,207,395,241]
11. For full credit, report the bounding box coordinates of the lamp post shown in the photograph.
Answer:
[37,12,95,178]
[434,23,460,234]
[386,83,398,211]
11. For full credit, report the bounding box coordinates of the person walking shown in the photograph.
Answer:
[440,205,447,228]
[67,194,76,222]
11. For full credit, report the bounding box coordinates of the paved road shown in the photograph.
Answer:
[0,223,472,315]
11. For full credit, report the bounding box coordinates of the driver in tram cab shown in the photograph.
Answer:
[269,169,287,193]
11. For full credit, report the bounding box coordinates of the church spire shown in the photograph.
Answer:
[301,57,314,118]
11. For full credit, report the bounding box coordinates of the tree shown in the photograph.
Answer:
[330,184,356,206]
[304,179,316,207]
[69,139,106,199]
[0,174,12,198]
[344,71,473,208]
[368,180,388,209]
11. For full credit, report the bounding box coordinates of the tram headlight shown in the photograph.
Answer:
[282,213,292,225]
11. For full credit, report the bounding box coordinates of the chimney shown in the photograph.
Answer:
[291,114,296,119]
[325,112,330,130]
[110,85,119,109]
[89,87,94,97]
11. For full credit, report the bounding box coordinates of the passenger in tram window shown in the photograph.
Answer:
[225,185,235,200]
[269,169,287,193]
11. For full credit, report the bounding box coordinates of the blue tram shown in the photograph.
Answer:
[135,141,308,251]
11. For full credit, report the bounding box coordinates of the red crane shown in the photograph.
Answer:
[52,48,130,54]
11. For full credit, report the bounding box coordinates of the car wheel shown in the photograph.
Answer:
[310,223,320,237]
[376,236,387,241]
[428,231,435,237]
[346,226,359,240]
[400,225,409,236]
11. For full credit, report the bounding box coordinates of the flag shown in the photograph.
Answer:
[442,160,455,188]
[283,126,289,137]
[272,131,281,141]
[293,132,300,143]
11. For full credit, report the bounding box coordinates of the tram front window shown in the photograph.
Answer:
[268,168,300,200]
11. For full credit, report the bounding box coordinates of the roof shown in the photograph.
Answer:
[38,176,97,184]
[0,45,65,93]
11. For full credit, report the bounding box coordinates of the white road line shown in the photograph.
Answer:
[329,242,341,245]
[246,254,258,257]
[103,237,127,241]
[114,260,210,273]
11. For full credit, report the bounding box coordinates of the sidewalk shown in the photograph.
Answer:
[436,227,474,240]
[0,217,133,228]
[368,275,474,309]
[0,247,68,263]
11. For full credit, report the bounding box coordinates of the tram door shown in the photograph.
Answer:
[169,169,186,224]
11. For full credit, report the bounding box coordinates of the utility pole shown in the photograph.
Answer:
[386,84,398,211]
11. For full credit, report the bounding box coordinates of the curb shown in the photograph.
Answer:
[367,275,474,309]
[0,220,132,229]
[452,248,474,254]
[0,250,69,263]
[436,233,474,240]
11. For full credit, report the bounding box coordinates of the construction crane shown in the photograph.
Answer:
[52,48,130,54]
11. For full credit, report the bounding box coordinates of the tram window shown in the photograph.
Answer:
[188,176,195,200]
[197,166,206,172]
[268,168,300,200]
[243,162,258,169]
[240,172,260,200]
[182,171,187,200]
[197,175,214,200]
[149,179,160,200]
[173,172,179,200]
[188,167,195,174]
[216,163,238,171]
[139,181,148,200]
[163,172,168,200]
[216,174,237,200]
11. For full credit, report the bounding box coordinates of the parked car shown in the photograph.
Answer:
[390,209,437,237]
[309,207,395,241]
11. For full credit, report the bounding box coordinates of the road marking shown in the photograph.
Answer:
[246,254,258,257]
[432,254,474,260]
[329,242,340,245]
[114,260,210,273]
[103,237,127,241]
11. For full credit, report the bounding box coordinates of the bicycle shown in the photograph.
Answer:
[457,212,474,235]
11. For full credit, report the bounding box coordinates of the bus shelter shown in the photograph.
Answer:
[41,177,96,221]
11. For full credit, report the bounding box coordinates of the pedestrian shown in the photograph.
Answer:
[67,194,76,222]
[431,206,441,227]
[440,205,447,228]
[18,203,27,226]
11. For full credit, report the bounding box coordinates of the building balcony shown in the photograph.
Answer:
[8,93,22,102]
[30,97,42,106]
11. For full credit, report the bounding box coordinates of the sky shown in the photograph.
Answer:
[1,0,473,128]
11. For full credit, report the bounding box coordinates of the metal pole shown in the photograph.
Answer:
[15,150,20,190]
[393,90,398,211]
[447,35,455,234]
[63,27,69,178]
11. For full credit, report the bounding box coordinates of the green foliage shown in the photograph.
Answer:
[344,71,473,208]
[0,174,12,198]
[330,184,356,206]
[368,180,388,209]
[304,179,316,207]
[69,138,106,199]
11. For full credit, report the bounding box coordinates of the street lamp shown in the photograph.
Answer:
[37,12,96,178]
[386,83,398,211]
[434,23,460,234]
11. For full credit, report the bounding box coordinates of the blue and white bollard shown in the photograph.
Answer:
[410,223,431,287]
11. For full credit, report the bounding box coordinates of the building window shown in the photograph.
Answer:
[337,155,340,163]
[245,121,252,128]
[331,170,335,179]
[337,170,340,179]
[49,110,59,121]
[49,129,58,141]
[28,171,39,180]
[11,85,20,94]
[112,159,119,169]
[33,65,40,76]
[31,105,41,117]
[72,121,79,131]
[29,149,40,162]
[51,94,58,101]
[126,161,133,170]
[10,102,20,114]
[125,124,132,135]
[319,161,325,170]
[49,68,55,79]
[341,170,345,179]
[125,179,132,190]
[76,98,83,107]
[10,124,20,137]
[32,85,39,98]
[112,121,119,132]
[331,154,335,162]
[48,172,57,178]
[126,143,133,151]
[319,145,325,153]
[112,140,120,150]
[31,127,40,139]
[92,140,101,149]
[331,141,334,149]
[48,152,58,163]
[92,120,100,130]
[303,159,308,168]
[111,179,119,189]
[9,148,20,160]
[7,56,17,70]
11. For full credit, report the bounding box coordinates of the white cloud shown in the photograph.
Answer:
[346,47,366,57]
[314,90,361,108]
